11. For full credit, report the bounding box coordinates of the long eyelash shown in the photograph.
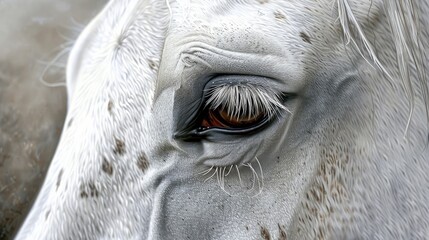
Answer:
[205,83,290,120]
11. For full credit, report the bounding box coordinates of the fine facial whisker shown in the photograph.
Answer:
[36,60,66,68]
[204,167,218,183]
[216,167,221,189]
[236,165,243,187]
[216,167,221,188]
[201,158,263,197]
[224,165,233,177]
[217,167,231,195]
[255,157,264,191]
[199,165,214,176]
[221,167,226,190]
[250,160,263,197]
[39,46,72,88]
[247,162,261,195]
[245,163,256,192]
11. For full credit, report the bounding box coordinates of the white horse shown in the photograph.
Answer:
[16,0,429,239]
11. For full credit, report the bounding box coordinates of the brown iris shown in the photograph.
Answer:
[201,108,265,129]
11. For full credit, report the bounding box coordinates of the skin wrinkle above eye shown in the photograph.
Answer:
[174,40,305,92]
[183,43,301,85]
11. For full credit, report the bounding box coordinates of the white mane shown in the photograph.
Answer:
[337,0,428,133]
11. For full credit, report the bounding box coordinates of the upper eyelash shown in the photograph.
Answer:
[204,83,290,120]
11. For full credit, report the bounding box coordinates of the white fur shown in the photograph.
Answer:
[16,0,429,239]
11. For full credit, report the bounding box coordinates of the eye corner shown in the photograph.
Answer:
[173,129,200,141]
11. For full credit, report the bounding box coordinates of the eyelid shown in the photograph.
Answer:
[174,75,292,140]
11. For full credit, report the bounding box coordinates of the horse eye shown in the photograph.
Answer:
[174,78,292,140]
[200,108,266,130]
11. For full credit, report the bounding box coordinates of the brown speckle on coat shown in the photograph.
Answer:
[108,100,113,113]
[278,224,287,240]
[260,226,271,240]
[148,59,158,71]
[300,32,312,44]
[274,11,286,20]
[113,138,125,155]
[101,157,113,176]
[80,190,88,198]
[88,183,99,197]
[137,152,149,172]
[79,183,99,198]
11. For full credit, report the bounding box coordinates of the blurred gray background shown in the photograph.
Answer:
[0,1,106,239]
